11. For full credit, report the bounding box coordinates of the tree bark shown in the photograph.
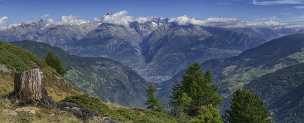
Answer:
[14,68,47,103]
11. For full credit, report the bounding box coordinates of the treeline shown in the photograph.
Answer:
[145,63,272,123]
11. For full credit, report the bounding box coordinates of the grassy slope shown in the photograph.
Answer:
[0,41,84,122]
[13,41,148,107]
[62,95,177,123]
[0,41,81,101]
[0,41,177,123]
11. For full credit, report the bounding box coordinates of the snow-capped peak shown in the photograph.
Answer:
[0,11,299,31]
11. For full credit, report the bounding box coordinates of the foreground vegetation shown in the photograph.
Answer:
[0,41,273,123]
[166,63,272,123]
[63,95,177,123]
[0,41,177,123]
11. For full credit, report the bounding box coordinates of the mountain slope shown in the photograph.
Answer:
[158,33,304,103]
[200,33,304,95]
[13,41,148,107]
[246,63,304,123]
[0,18,301,84]
[0,41,81,101]
[0,40,177,123]
[68,23,278,82]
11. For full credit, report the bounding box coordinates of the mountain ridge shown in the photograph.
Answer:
[0,19,301,83]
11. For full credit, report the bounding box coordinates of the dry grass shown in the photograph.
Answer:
[0,99,81,123]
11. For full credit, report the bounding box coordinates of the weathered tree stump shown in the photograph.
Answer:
[14,68,43,102]
[11,68,53,106]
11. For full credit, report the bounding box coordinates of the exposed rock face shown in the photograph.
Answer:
[11,68,53,106]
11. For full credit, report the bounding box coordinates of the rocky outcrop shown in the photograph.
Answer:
[58,101,119,123]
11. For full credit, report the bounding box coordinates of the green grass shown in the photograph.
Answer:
[0,41,82,101]
[63,95,177,123]
[0,42,43,72]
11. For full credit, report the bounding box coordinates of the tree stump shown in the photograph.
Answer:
[11,68,53,106]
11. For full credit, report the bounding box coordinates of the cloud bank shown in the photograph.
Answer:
[102,10,155,26]
[169,16,206,25]
[102,10,133,26]
[0,11,297,29]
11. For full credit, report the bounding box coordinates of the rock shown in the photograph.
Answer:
[57,102,98,121]
[2,109,17,116]
[15,106,39,114]
[57,101,119,123]
[102,117,119,123]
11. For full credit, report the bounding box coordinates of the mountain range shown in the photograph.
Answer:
[0,17,302,83]
[1,14,304,122]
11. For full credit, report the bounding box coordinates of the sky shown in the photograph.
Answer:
[0,0,304,23]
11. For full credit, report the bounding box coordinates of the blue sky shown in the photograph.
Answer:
[0,0,303,23]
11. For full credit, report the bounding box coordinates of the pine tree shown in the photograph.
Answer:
[225,89,272,123]
[45,51,65,75]
[145,84,162,111]
[190,105,223,123]
[170,83,192,117]
[180,63,222,116]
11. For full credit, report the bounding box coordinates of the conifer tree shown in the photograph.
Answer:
[225,89,272,123]
[170,84,192,117]
[190,105,223,123]
[145,84,162,111]
[170,63,222,117]
[45,51,65,75]
[180,63,222,116]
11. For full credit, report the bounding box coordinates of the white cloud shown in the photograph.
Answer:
[253,0,304,5]
[246,20,284,27]
[0,16,8,30]
[102,10,134,26]
[136,17,153,24]
[205,17,240,23]
[169,16,247,27]
[169,16,206,25]
[60,16,89,25]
